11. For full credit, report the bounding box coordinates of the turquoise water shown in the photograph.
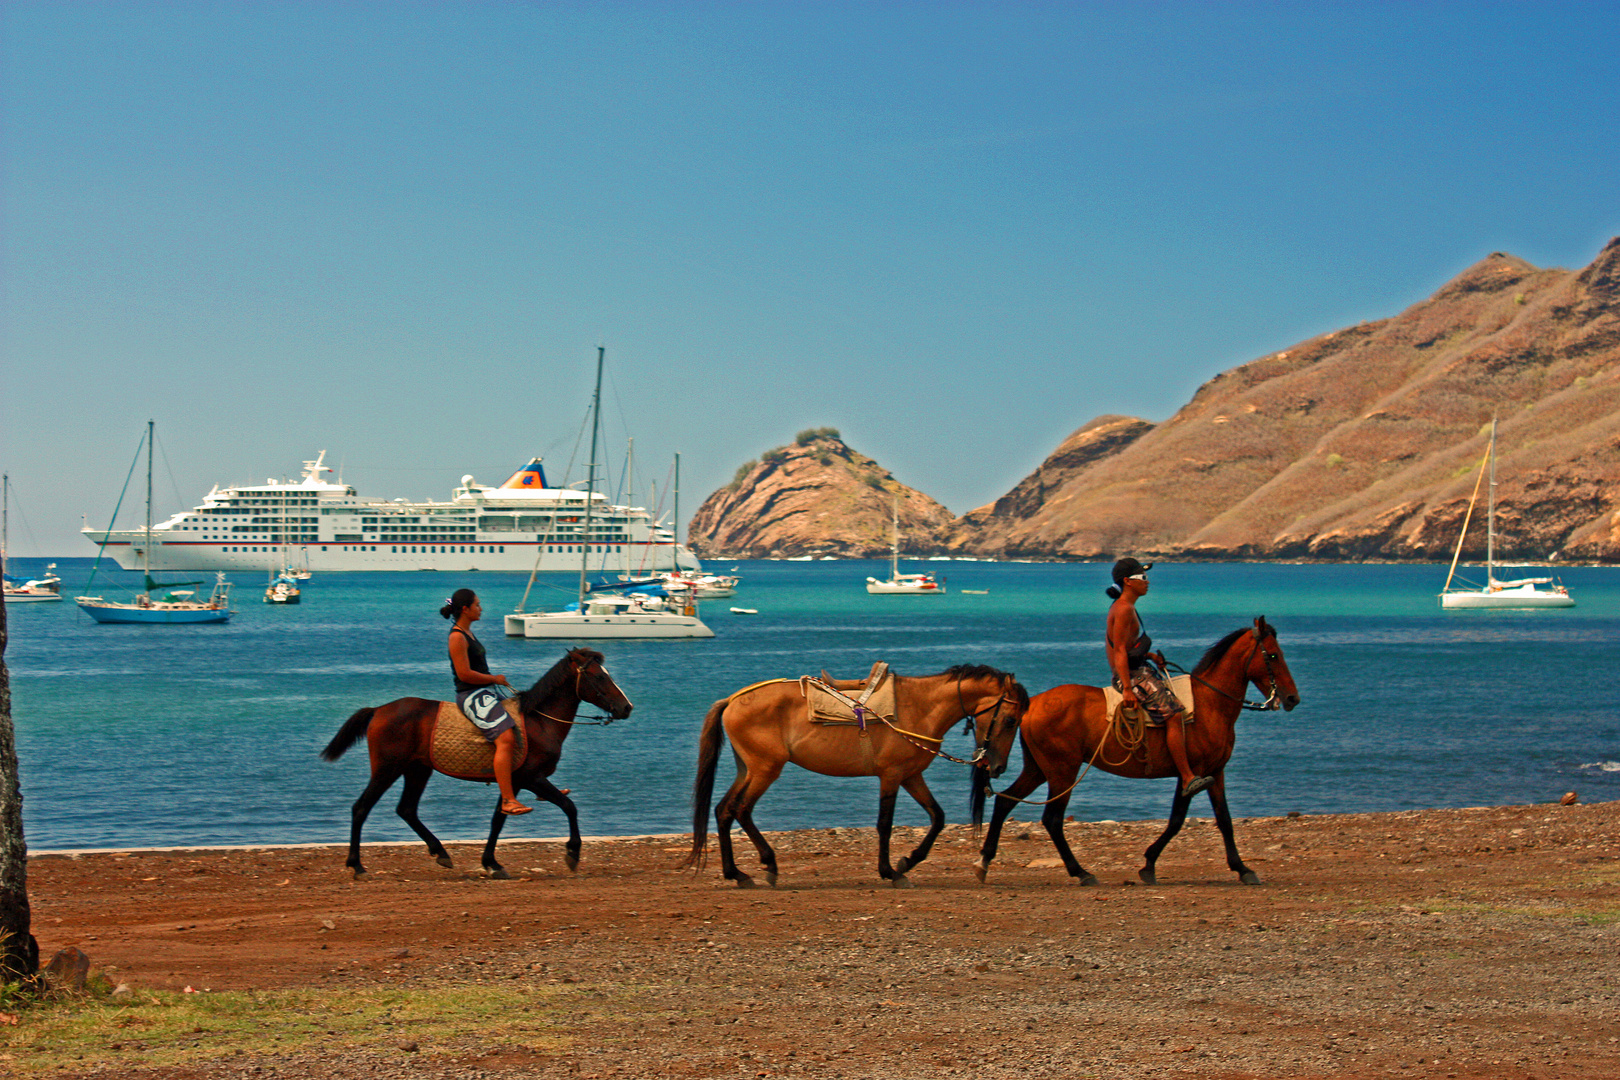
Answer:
[6,557,1618,851]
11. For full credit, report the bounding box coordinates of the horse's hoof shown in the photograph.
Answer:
[1138,868,1158,886]
[764,870,778,887]
[1078,873,1100,887]
[733,874,756,889]
[565,852,579,873]
[435,855,454,869]
[894,856,913,875]
[352,868,369,881]
[890,874,913,889]
[1239,870,1262,886]
[487,866,510,881]
[971,860,988,885]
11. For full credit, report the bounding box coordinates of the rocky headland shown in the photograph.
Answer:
[693,238,1620,563]
[686,428,956,559]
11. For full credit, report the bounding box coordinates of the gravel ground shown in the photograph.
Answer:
[13,799,1620,1079]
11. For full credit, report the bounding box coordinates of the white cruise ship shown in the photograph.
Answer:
[82,452,702,575]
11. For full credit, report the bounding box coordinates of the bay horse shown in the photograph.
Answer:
[688,664,1029,888]
[321,647,632,879]
[973,617,1299,887]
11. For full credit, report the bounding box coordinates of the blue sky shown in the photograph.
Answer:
[3,1,1617,556]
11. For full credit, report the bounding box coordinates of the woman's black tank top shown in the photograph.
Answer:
[449,626,490,693]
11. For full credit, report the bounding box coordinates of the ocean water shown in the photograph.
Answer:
[5,556,1618,852]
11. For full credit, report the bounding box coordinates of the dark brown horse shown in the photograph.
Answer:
[321,647,632,879]
[974,617,1299,886]
[688,664,1029,888]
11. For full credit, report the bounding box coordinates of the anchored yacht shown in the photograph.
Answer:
[81,452,701,574]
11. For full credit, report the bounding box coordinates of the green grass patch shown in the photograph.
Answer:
[1,983,579,1073]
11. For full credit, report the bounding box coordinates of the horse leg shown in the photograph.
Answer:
[973,762,1045,884]
[1039,785,1099,886]
[1206,774,1259,884]
[874,781,909,886]
[891,774,945,883]
[714,764,776,889]
[345,765,405,879]
[733,800,779,887]
[1140,783,1195,885]
[393,765,453,868]
[511,777,581,874]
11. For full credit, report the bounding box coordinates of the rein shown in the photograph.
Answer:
[1171,634,1281,711]
[524,661,625,727]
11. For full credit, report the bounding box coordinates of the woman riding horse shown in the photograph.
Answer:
[443,588,529,815]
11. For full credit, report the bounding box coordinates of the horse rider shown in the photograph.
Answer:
[442,588,531,815]
[1105,558,1213,798]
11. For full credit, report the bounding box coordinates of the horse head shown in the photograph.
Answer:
[567,647,634,721]
[1248,616,1300,712]
[950,666,1027,779]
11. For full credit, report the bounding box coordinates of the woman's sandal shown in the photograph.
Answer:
[500,801,533,815]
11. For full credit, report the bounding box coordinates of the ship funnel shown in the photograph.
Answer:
[499,458,549,490]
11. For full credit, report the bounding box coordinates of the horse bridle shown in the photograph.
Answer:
[533,657,633,726]
[956,676,1021,764]
[1187,633,1282,712]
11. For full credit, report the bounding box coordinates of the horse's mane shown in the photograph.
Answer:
[940,664,1030,710]
[518,647,603,712]
[1192,618,1275,675]
[941,663,1010,682]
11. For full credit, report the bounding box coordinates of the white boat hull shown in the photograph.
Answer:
[504,611,714,638]
[866,577,946,595]
[1440,587,1574,609]
[3,590,63,603]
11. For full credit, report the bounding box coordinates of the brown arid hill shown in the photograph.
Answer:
[951,236,1620,562]
[687,430,955,558]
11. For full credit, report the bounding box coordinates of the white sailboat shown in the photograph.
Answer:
[505,349,713,639]
[2,475,63,603]
[76,421,233,624]
[1439,418,1573,609]
[866,497,945,595]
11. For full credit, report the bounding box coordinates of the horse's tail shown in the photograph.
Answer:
[320,707,376,762]
[686,697,730,870]
[970,760,991,831]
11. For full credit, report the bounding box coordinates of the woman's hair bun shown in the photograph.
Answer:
[1105,585,1122,599]
[441,588,477,620]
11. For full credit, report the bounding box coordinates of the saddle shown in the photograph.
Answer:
[1102,674,1196,731]
[429,699,528,781]
[802,661,896,733]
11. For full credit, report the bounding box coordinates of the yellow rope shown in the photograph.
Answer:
[726,678,793,704]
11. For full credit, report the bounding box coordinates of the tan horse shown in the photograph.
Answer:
[688,664,1029,887]
[973,617,1300,886]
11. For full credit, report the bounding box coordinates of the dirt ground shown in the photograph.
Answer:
[13,799,1620,1079]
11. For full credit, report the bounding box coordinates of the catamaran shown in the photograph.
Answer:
[505,349,713,639]
[1439,418,1573,609]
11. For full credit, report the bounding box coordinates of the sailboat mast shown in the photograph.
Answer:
[2,474,9,580]
[577,347,605,605]
[144,419,154,588]
[673,452,680,567]
[1486,416,1497,582]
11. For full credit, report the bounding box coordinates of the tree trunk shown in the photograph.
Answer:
[0,597,38,979]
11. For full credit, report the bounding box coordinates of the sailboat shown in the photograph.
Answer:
[2,475,63,603]
[866,497,944,595]
[504,349,713,639]
[263,495,302,604]
[76,421,233,624]
[1439,418,1573,609]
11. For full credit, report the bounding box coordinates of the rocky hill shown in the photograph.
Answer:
[949,237,1620,562]
[687,429,956,558]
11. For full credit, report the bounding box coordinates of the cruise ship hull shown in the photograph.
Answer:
[84,537,698,574]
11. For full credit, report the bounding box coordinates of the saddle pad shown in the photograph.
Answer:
[806,660,896,726]
[429,699,527,782]
[1102,674,1195,728]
